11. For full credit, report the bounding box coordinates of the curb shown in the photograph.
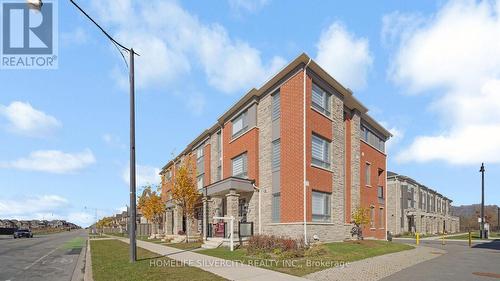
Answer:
[70,237,88,281]
[84,239,94,281]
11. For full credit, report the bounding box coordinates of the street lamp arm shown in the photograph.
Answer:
[69,0,129,52]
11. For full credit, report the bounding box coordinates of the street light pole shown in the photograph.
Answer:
[27,0,139,262]
[480,163,485,239]
[129,48,137,262]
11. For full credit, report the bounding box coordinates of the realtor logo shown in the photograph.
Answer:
[1,0,58,69]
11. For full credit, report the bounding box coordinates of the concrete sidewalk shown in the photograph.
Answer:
[113,237,310,281]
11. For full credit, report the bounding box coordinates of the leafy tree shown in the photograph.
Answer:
[171,157,199,242]
[137,185,165,236]
[96,217,113,233]
[351,207,370,240]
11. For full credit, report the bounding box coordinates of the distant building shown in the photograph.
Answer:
[387,172,460,235]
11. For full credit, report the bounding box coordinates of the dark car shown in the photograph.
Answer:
[13,229,33,239]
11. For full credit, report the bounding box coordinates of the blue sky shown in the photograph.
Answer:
[1,0,499,226]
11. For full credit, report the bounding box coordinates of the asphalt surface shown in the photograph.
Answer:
[382,239,500,281]
[0,229,87,281]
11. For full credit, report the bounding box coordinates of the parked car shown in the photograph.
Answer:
[13,229,33,238]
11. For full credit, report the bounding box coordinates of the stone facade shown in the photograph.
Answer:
[387,172,460,235]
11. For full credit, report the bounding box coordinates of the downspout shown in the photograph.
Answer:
[303,58,311,245]
[253,183,261,234]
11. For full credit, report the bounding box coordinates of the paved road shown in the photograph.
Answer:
[382,239,500,281]
[0,229,87,281]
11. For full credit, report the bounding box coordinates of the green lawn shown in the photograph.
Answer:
[63,237,86,249]
[90,239,226,281]
[198,240,414,276]
[446,232,500,240]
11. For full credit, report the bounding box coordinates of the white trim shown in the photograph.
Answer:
[303,59,311,245]
[311,106,334,121]
[229,126,258,144]
[311,163,333,173]
[360,139,387,156]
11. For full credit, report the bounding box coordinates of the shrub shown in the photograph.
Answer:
[305,244,329,257]
[247,234,306,257]
[177,230,185,235]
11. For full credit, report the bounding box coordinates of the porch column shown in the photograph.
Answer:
[202,197,208,240]
[173,206,183,235]
[165,209,173,235]
[226,189,240,239]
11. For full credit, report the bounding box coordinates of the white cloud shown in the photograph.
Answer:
[228,0,269,13]
[379,122,404,152]
[66,212,95,227]
[0,195,69,217]
[0,149,96,174]
[387,0,500,165]
[316,22,373,90]
[0,101,61,137]
[90,0,285,94]
[0,194,119,227]
[122,164,161,187]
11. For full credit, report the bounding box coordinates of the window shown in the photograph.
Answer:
[272,193,280,223]
[166,170,172,180]
[232,111,248,137]
[272,139,280,170]
[408,188,413,208]
[312,134,330,169]
[370,206,375,228]
[361,125,385,152]
[379,208,384,228]
[377,186,384,199]
[312,191,331,222]
[216,131,222,181]
[196,146,204,176]
[197,175,203,191]
[365,163,371,186]
[312,83,331,116]
[272,92,280,120]
[232,153,248,178]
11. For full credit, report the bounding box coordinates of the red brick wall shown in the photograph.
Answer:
[360,141,387,239]
[281,70,306,222]
[222,123,259,185]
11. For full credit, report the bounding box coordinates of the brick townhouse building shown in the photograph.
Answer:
[387,172,460,235]
[160,53,391,245]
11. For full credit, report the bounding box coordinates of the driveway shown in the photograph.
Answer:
[382,239,500,281]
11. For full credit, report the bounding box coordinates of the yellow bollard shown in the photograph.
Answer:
[442,233,445,245]
[468,231,472,247]
[416,232,420,245]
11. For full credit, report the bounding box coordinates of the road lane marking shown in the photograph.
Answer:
[23,248,58,270]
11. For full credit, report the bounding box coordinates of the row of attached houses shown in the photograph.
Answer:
[0,219,78,229]
[387,172,460,235]
[159,53,393,245]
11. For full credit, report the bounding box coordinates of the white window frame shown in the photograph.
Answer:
[312,134,330,169]
[312,191,331,222]
[232,153,248,179]
[232,111,248,137]
[365,162,371,186]
[311,83,331,116]
[272,139,280,171]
